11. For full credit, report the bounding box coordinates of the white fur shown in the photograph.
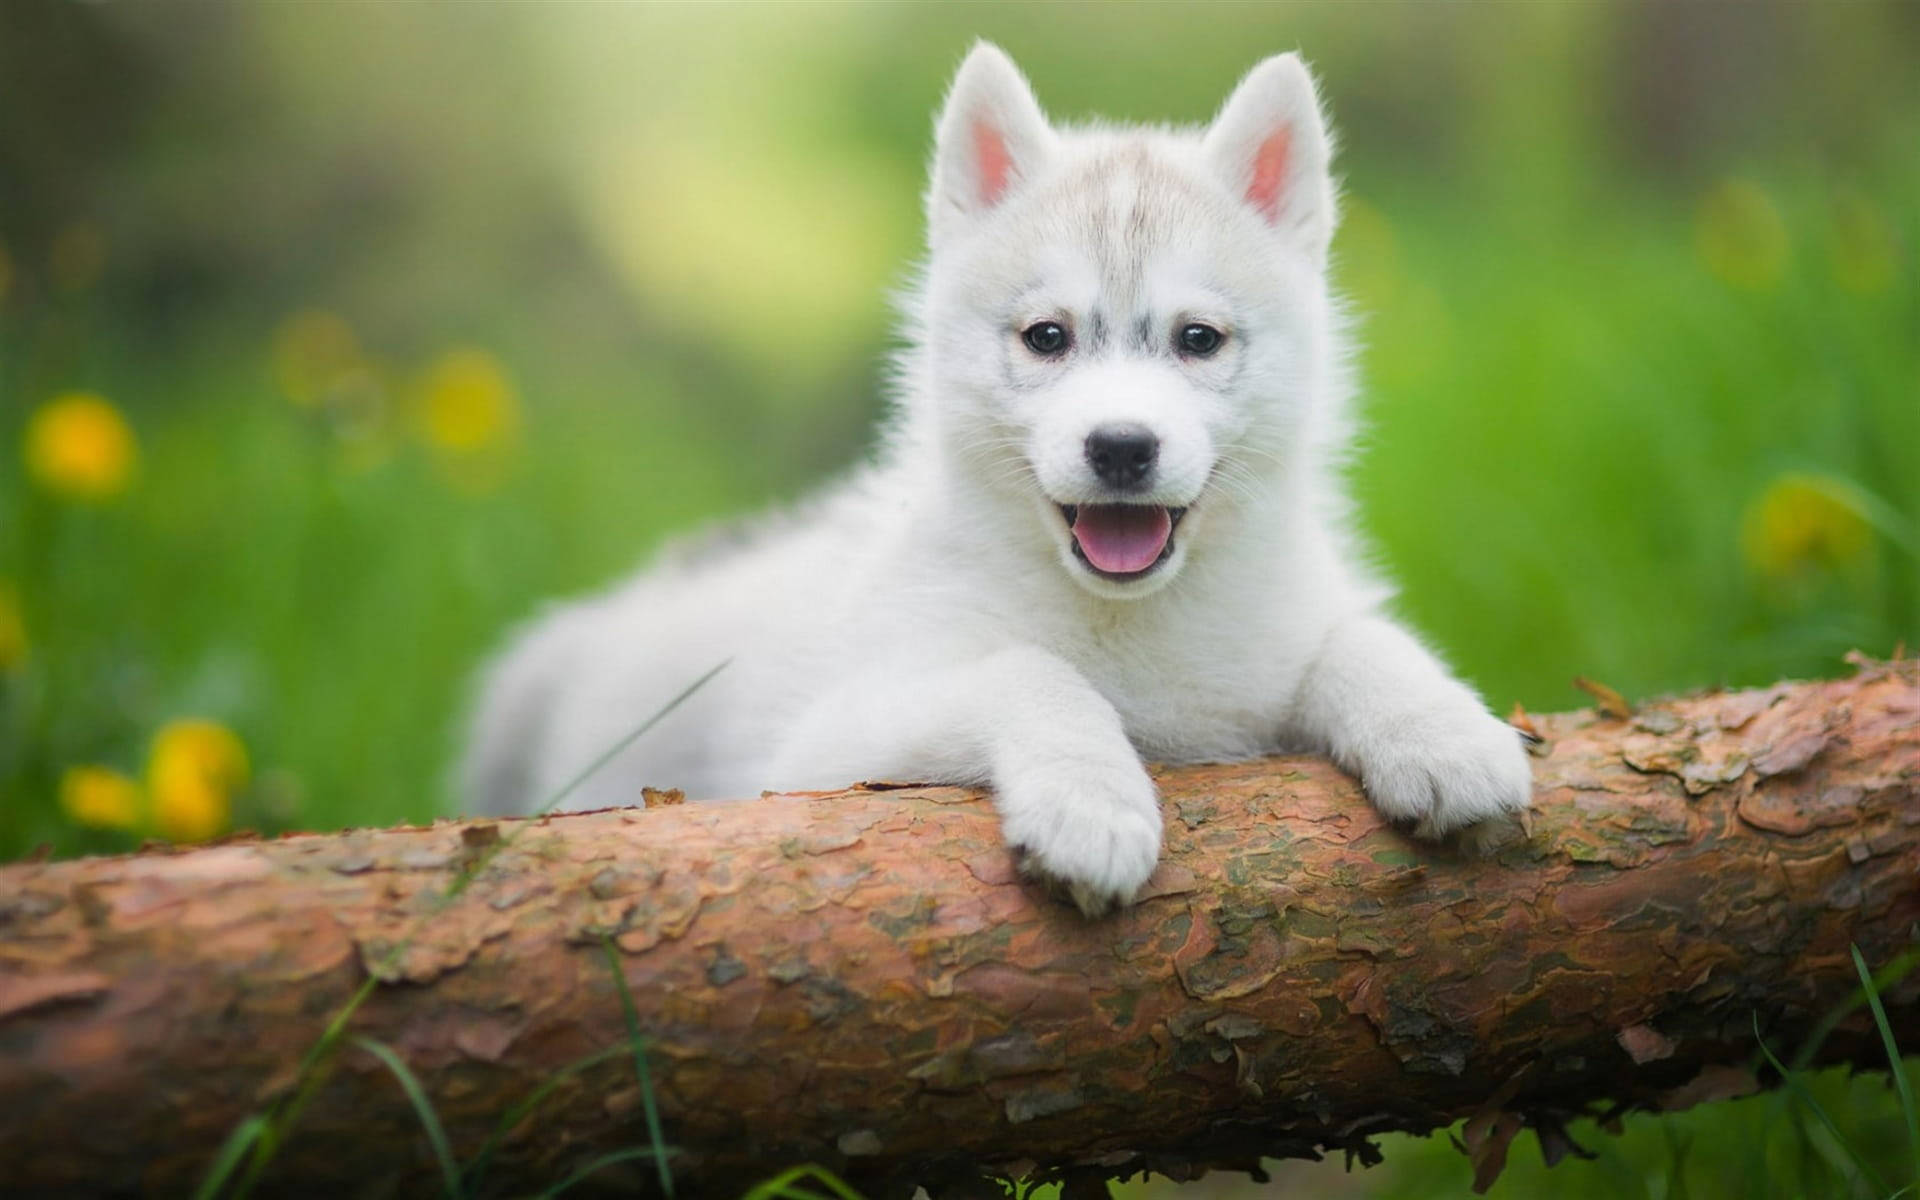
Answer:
[461,44,1533,915]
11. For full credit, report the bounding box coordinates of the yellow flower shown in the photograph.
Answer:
[60,766,143,832]
[1740,473,1872,581]
[23,392,138,502]
[148,719,249,843]
[0,581,24,671]
[1696,180,1789,292]
[418,347,520,454]
[272,309,365,408]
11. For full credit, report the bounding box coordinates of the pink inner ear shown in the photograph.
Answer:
[972,119,1015,207]
[1246,128,1293,222]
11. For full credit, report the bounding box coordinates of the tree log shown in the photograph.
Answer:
[2,661,1918,1197]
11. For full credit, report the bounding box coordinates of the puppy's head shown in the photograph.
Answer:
[916,44,1340,599]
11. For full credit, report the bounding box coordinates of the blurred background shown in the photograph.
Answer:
[1,1,1916,1195]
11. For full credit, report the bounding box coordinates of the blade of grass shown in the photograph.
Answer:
[601,936,674,1198]
[800,1166,864,1200]
[460,1044,628,1192]
[533,1147,667,1200]
[354,1037,464,1199]
[278,973,382,1115]
[1797,1114,1856,1199]
[747,1187,835,1200]
[1852,944,1920,1188]
[537,659,729,818]
[190,1115,266,1200]
[1789,948,1920,1071]
[232,971,380,1198]
[1755,1013,1892,1197]
[443,658,729,903]
[740,1164,866,1200]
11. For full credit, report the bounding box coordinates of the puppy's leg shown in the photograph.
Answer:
[769,645,1161,916]
[1289,614,1533,841]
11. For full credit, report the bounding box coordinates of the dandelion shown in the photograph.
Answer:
[23,392,139,502]
[0,581,24,671]
[418,347,520,453]
[413,347,521,494]
[148,719,249,843]
[60,766,142,832]
[49,222,108,292]
[1740,473,1872,581]
[272,309,365,407]
[1696,179,1789,292]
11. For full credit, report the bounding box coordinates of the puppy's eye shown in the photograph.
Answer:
[1021,321,1070,357]
[1178,323,1224,357]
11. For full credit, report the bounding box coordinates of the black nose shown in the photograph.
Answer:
[1085,424,1159,489]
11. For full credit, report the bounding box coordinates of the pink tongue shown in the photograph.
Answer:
[1072,505,1172,574]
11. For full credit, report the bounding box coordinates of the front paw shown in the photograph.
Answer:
[1348,703,1534,843]
[998,762,1163,917]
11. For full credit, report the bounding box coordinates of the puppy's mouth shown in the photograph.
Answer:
[1057,503,1188,581]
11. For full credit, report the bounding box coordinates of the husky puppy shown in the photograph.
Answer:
[463,44,1533,914]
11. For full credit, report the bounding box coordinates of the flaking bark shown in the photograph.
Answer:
[1,660,1917,1197]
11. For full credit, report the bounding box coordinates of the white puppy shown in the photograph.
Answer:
[462,44,1533,914]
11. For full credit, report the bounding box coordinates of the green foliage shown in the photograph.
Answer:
[1323,947,1920,1200]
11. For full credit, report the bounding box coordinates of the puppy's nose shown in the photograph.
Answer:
[1085,424,1158,489]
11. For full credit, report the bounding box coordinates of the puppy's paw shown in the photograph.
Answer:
[999,763,1163,917]
[1352,702,1534,845]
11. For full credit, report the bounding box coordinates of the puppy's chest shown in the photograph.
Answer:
[1052,616,1293,760]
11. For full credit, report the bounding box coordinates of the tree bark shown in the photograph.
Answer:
[2,660,1917,1198]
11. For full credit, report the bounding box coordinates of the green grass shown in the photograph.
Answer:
[1319,945,1920,1200]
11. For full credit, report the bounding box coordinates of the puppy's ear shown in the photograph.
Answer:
[927,42,1055,248]
[1203,53,1336,262]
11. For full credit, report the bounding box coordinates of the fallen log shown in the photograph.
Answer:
[1,660,1917,1197]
